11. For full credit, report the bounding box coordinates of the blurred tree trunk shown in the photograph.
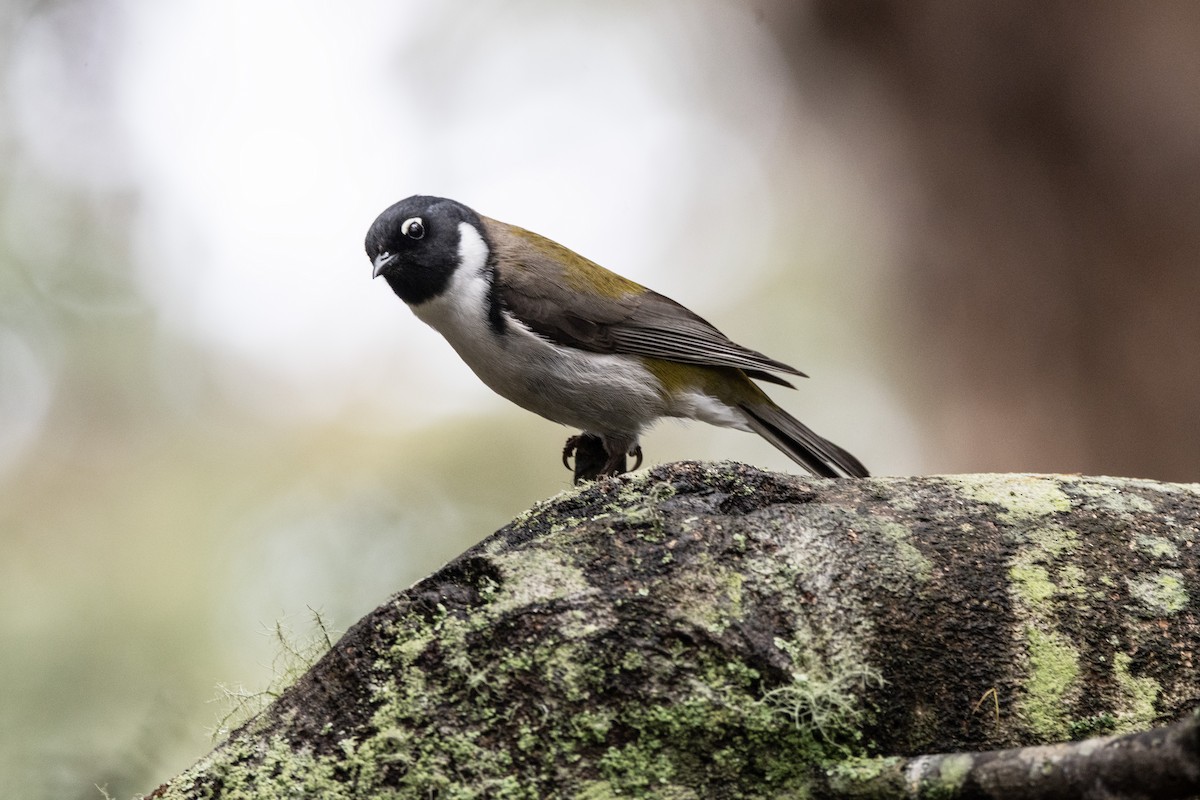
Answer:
[771,0,1200,481]
[147,464,1198,799]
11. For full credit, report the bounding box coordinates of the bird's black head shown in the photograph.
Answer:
[365,195,486,305]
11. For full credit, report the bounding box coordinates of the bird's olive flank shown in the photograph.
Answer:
[642,359,768,405]
[510,225,645,299]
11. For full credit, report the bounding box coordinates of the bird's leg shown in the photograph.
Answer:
[598,446,628,478]
[562,433,612,484]
[598,441,644,477]
[563,436,644,483]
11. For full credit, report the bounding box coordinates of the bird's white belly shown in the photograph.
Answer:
[444,316,666,435]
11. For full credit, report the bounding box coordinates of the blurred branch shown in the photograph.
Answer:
[827,710,1200,799]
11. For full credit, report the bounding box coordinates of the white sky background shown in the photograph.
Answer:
[6,0,908,462]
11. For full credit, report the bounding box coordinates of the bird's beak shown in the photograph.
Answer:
[372,252,397,279]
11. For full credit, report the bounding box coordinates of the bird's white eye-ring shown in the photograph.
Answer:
[401,217,425,240]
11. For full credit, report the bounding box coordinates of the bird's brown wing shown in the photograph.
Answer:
[484,218,804,387]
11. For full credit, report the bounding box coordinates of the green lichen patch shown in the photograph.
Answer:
[586,649,871,796]
[1054,563,1088,599]
[487,546,593,615]
[1010,563,1055,606]
[1110,652,1160,732]
[865,519,933,583]
[1003,513,1104,745]
[1005,524,1081,610]
[1017,626,1081,740]
[1006,527,1089,603]
[1023,524,1079,558]
[950,474,1072,522]
[932,752,973,795]
[1085,475,1200,495]
[1127,570,1190,617]
[666,552,748,635]
[1065,478,1162,514]
[162,736,358,800]
[823,754,907,797]
[1136,534,1179,560]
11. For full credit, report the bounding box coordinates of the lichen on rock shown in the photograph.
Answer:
[148,464,1200,799]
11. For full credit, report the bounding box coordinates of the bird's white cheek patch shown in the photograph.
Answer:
[455,221,490,276]
[411,222,493,335]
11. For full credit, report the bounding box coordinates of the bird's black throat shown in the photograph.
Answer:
[383,267,447,306]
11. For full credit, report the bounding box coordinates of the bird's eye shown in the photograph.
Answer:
[401,217,425,240]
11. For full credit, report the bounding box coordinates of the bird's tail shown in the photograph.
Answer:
[738,400,869,478]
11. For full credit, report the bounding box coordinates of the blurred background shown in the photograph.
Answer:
[2,0,1197,796]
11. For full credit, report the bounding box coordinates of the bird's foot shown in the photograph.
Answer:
[562,433,611,484]
[562,436,643,484]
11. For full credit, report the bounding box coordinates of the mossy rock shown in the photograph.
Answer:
[148,463,1200,799]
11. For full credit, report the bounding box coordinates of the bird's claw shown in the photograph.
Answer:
[563,435,643,482]
[562,435,582,471]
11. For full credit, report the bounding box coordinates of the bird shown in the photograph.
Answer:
[365,195,868,480]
